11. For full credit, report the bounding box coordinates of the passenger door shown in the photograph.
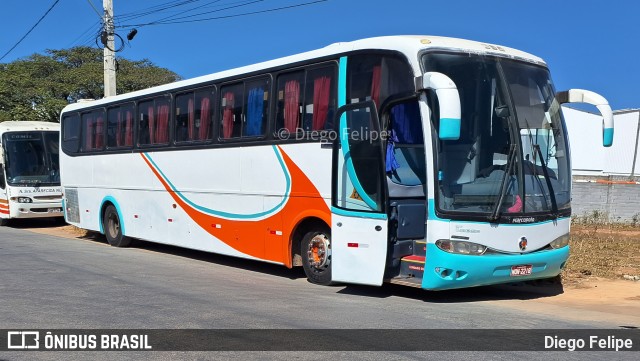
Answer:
[331,101,388,285]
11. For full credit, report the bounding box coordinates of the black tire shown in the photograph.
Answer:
[0,218,8,227]
[103,204,131,247]
[301,229,332,285]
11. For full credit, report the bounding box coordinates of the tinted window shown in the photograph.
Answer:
[107,103,135,148]
[303,66,336,132]
[175,87,215,143]
[139,97,171,146]
[81,109,105,152]
[62,113,81,154]
[347,54,414,111]
[276,71,304,133]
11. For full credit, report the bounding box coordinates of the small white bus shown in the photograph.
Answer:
[0,121,63,225]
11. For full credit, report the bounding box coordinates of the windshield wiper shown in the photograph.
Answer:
[533,144,558,217]
[489,144,517,222]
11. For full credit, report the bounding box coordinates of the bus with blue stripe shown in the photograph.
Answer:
[59,36,613,290]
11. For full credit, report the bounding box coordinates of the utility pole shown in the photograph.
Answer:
[103,0,116,97]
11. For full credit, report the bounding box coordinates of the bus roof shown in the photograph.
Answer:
[0,121,60,134]
[61,35,546,113]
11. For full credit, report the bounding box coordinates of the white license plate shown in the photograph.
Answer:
[510,264,532,276]
[48,208,61,213]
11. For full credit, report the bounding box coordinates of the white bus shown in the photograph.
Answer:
[0,121,63,225]
[59,36,613,290]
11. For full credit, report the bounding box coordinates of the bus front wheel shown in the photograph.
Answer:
[103,204,131,248]
[301,229,332,285]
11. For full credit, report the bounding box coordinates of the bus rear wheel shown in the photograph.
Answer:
[103,204,131,248]
[301,229,332,285]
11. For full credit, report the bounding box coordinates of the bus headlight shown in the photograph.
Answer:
[436,239,487,255]
[11,197,33,203]
[549,234,570,249]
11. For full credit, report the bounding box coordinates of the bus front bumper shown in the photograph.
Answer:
[9,202,64,219]
[422,243,570,291]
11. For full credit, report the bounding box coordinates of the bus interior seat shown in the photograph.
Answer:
[387,145,426,198]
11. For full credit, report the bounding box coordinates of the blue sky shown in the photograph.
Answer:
[0,0,637,110]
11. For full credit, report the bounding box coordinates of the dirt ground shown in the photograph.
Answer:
[20,221,640,327]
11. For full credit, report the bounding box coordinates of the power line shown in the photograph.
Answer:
[121,0,327,27]
[0,0,62,62]
[117,0,203,22]
[139,0,263,26]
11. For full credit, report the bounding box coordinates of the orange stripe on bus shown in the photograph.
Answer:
[141,146,330,264]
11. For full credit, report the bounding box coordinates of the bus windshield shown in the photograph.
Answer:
[423,53,571,218]
[2,131,60,186]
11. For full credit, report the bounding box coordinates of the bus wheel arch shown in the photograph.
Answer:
[101,201,131,248]
[290,217,332,285]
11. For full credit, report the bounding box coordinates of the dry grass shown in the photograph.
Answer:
[60,224,90,238]
[562,223,640,284]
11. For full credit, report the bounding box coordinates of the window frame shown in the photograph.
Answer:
[137,94,172,148]
[106,102,136,150]
[218,75,272,143]
[174,86,217,146]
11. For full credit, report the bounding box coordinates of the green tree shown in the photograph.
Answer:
[0,46,180,123]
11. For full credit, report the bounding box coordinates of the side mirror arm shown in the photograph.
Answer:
[556,89,614,147]
[419,72,462,140]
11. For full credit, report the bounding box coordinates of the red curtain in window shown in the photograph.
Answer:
[188,97,195,141]
[371,65,381,107]
[148,105,155,144]
[312,76,331,131]
[156,103,169,143]
[284,80,300,132]
[222,92,235,139]
[199,96,211,140]
[125,110,133,146]
[84,117,94,150]
[95,116,104,149]
[116,111,123,147]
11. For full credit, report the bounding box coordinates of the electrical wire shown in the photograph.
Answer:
[0,0,62,62]
[121,0,327,27]
[117,0,203,22]
[134,0,263,26]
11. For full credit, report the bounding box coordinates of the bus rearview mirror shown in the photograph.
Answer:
[556,89,614,147]
[421,72,461,141]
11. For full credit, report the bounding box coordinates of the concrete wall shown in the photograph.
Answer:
[571,175,640,223]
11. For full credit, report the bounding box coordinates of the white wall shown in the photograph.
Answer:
[562,107,640,176]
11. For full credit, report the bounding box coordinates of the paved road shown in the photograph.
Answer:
[0,222,636,360]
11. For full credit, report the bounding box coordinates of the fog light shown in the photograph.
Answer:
[550,234,570,249]
[436,239,487,255]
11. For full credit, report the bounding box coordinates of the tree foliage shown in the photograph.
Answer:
[0,47,180,123]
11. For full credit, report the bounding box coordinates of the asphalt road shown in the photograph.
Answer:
[0,221,636,360]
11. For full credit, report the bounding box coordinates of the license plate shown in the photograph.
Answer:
[48,208,61,213]
[510,264,532,276]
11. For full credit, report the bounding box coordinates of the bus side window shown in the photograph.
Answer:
[275,71,304,135]
[220,83,244,139]
[107,104,134,148]
[243,78,269,137]
[175,92,192,142]
[62,114,81,154]
[0,164,5,189]
[303,66,336,132]
[194,88,214,141]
